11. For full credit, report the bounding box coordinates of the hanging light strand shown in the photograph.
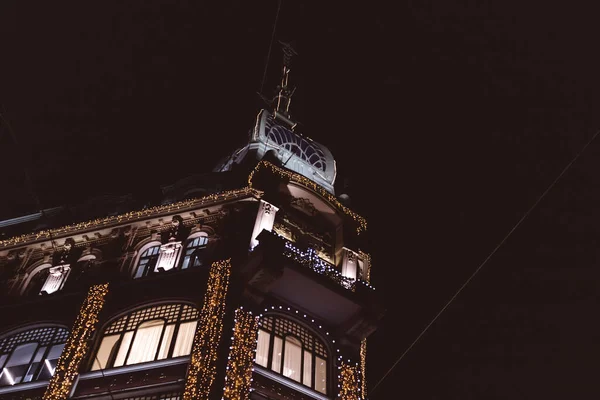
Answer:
[222,308,259,400]
[42,283,109,400]
[183,259,231,400]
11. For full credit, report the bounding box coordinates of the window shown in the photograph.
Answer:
[255,315,328,395]
[134,244,160,278]
[181,235,208,269]
[0,326,69,387]
[92,303,199,370]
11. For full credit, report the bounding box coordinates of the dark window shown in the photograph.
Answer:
[0,326,69,387]
[181,236,208,269]
[134,245,160,278]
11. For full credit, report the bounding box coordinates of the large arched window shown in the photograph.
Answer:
[91,303,199,370]
[133,243,161,278]
[255,315,328,395]
[0,326,69,386]
[180,234,208,269]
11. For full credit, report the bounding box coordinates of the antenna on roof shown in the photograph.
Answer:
[273,41,298,130]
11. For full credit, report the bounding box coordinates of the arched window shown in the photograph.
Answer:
[255,315,328,395]
[0,326,69,386]
[91,303,199,370]
[133,243,161,278]
[180,234,208,269]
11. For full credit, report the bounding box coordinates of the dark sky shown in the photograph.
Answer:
[2,1,600,399]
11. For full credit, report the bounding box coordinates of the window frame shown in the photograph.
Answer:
[91,303,199,371]
[256,315,329,395]
[133,242,161,278]
[0,325,69,387]
[180,233,209,270]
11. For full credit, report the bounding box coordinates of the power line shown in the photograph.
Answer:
[369,128,600,397]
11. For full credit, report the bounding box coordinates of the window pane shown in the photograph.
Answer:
[37,344,63,381]
[92,335,120,370]
[283,337,301,382]
[4,342,38,384]
[255,329,270,368]
[271,336,282,374]
[127,320,164,365]
[157,324,175,360]
[315,356,327,394]
[114,331,133,367]
[173,321,197,357]
[303,350,312,387]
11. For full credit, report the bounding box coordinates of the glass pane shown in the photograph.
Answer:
[255,329,270,368]
[0,354,7,369]
[6,343,37,367]
[315,356,327,394]
[157,324,175,359]
[114,331,133,367]
[271,336,282,374]
[92,335,120,370]
[303,350,312,387]
[126,320,164,365]
[173,321,197,357]
[32,346,47,363]
[283,337,301,382]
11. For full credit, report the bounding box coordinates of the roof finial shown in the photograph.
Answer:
[274,41,298,129]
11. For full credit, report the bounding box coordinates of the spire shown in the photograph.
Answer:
[273,41,298,129]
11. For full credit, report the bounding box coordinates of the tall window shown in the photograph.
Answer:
[180,235,208,269]
[92,303,199,370]
[255,315,328,395]
[0,326,69,386]
[134,244,160,278]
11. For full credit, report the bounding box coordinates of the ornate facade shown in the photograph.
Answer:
[0,51,382,400]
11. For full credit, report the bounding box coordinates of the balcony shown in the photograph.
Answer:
[241,230,383,340]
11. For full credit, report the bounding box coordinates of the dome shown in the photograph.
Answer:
[215,110,337,193]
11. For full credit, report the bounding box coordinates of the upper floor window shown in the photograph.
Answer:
[255,315,328,395]
[0,326,69,386]
[134,244,160,278]
[91,303,199,370]
[181,234,208,269]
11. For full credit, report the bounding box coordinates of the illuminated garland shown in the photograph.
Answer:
[1,188,261,249]
[338,362,361,400]
[248,161,368,234]
[222,308,259,400]
[43,283,109,400]
[184,259,231,400]
[360,339,367,398]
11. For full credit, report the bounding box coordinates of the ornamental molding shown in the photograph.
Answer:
[0,188,262,251]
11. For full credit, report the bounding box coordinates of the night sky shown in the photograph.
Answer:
[2,1,600,398]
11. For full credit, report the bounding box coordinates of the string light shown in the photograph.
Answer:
[1,188,262,249]
[360,339,367,398]
[248,161,368,234]
[184,259,231,400]
[278,235,375,291]
[338,362,361,400]
[42,283,109,400]
[222,308,259,400]
[358,251,372,284]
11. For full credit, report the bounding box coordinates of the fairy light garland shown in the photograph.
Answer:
[279,235,375,291]
[184,259,231,400]
[1,188,261,249]
[338,362,361,400]
[360,339,367,398]
[248,161,368,234]
[358,251,372,284]
[222,308,259,400]
[42,283,109,400]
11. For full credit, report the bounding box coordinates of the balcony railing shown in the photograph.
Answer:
[274,234,375,292]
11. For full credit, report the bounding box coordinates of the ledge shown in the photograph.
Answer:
[78,356,191,380]
[0,380,49,395]
[253,365,330,400]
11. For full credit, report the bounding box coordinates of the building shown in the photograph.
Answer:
[0,48,383,400]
